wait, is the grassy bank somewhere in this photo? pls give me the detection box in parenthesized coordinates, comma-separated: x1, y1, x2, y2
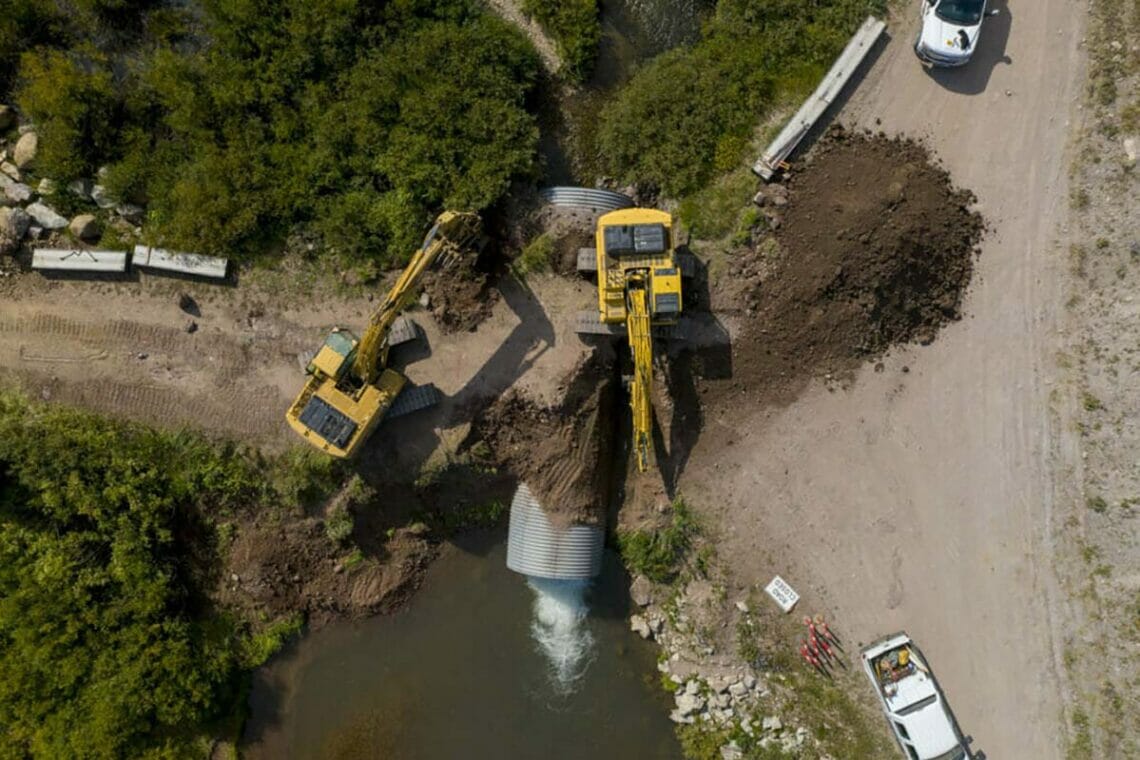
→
(521, 0, 600, 81)
(594, 0, 883, 199)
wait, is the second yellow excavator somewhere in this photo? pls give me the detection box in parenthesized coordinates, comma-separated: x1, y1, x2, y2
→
(577, 208, 683, 472)
(286, 211, 482, 458)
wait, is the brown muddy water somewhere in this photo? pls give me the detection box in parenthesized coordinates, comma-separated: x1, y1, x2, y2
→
(241, 533, 682, 759)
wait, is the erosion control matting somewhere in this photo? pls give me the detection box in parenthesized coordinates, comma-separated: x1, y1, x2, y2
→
(722, 125, 983, 401)
(467, 353, 616, 526)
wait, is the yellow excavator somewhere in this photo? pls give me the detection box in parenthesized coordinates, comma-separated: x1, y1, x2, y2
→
(577, 208, 683, 472)
(286, 211, 482, 458)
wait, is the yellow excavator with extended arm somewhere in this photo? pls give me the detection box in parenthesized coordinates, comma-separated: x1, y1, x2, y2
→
(577, 208, 683, 472)
(286, 211, 482, 457)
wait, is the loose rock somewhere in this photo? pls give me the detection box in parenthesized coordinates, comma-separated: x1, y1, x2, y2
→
(630, 575, 653, 606)
(1, 175, 32, 204)
(762, 715, 783, 732)
(37, 178, 57, 196)
(69, 213, 100, 241)
(25, 202, 68, 230)
(12, 132, 37, 169)
(0, 104, 15, 131)
(0, 207, 31, 254)
(91, 184, 116, 209)
(630, 614, 652, 639)
(0, 161, 20, 181)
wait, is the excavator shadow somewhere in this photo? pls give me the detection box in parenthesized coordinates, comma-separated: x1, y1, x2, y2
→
(654, 250, 732, 496)
(350, 273, 556, 511)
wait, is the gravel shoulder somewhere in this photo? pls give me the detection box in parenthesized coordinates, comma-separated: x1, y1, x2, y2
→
(672, 3, 1086, 758)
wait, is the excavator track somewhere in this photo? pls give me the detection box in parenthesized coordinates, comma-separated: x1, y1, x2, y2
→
(386, 383, 441, 419)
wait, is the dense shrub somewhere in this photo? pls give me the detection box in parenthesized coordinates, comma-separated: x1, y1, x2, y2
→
(0, 393, 265, 758)
(521, 0, 600, 81)
(14, 49, 118, 179)
(597, 0, 884, 196)
(8, 0, 540, 264)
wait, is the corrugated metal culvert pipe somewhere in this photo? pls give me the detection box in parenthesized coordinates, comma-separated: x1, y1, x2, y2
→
(506, 483, 604, 580)
(507, 483, 605, 692)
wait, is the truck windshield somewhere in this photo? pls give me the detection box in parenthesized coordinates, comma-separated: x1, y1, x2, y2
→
(936, 0, 984, 25)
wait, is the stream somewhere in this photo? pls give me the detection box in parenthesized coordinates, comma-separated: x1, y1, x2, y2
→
(241, 534, 683, 759)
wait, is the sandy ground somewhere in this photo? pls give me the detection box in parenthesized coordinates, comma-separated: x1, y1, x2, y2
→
(0, 270, 593, 473)
(675, 3, 1085, 758)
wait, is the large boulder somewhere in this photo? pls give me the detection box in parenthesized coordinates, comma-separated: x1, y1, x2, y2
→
(69, 213, 100, 241)
(12, 131, 37, 169)
(0, 105, 14, 131)
(25, 202, 68, 230)
(0, 207, 31, 254)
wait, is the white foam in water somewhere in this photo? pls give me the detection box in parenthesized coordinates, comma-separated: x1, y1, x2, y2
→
(526, 576, 595, 693)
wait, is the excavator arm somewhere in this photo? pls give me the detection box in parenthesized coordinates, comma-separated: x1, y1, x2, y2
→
(625, 279, 655, 472)
(353, 211, 481, 383)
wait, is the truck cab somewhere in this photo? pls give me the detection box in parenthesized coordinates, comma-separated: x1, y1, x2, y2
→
(861, 633, 972, 760)
(914, 0, 999, 67)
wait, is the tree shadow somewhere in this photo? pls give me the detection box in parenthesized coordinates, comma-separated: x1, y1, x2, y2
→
(924, 1, 1013, 95)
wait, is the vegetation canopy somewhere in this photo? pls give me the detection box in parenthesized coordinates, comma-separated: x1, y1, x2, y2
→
(7, 0, 541, 264)
(0, 392, 267, 758)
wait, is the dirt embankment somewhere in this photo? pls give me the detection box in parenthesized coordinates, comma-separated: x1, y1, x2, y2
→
(218, 516, 435, 628)
(712, 126, 983, 404)
(467, 351, 617, 526)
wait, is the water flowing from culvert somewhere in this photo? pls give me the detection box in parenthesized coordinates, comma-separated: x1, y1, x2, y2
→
(526, 576, 595, 692)
(241, 537, 683, 760)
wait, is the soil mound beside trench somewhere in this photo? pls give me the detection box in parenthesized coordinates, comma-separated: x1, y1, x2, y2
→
(723, 125, 983, 400)
(421, 261, 499, 334)
(468, 354, 616, 526)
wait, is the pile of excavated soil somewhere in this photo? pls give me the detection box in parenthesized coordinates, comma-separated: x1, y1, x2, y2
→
(719, 126, 983, 401)
(468, 353, 616, 526)
(421, 260, 499, 334)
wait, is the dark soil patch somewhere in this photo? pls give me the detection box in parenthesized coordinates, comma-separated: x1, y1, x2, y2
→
(712, 125, 983, 403)
(421, 261, 499, 334)
(467, 352, 617, 526)
(219, 515, 435, 629)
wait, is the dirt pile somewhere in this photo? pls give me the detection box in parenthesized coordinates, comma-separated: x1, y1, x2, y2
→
(421, 249, 500, 333)
(723, 126, 983, 399)
(468, 353, 616, 525)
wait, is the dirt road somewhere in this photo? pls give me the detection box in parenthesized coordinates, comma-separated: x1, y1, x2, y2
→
(680, 3, 1085, 758)
(0, 270, 592, 471)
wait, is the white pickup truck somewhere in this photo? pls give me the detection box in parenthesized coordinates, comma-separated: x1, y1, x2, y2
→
(861, 633, 973, 760)
(914, 0, 1000, 67)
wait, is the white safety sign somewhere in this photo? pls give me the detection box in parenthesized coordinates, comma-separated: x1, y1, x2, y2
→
(764, 575, 800, 613)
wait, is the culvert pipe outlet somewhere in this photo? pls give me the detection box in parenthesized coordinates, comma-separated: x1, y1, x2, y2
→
(506, 484, 603, 580)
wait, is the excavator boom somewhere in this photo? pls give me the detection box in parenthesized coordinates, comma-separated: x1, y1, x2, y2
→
(354, 211, 481, 382)
(625, 282, 655, 472)
(286, 210, 481, 458)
